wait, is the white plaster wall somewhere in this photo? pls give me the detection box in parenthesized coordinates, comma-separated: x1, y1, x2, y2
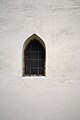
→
(0, 0, 80, 120)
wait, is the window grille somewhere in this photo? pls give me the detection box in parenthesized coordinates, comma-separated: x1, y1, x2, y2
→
(24, 39, 45, 76)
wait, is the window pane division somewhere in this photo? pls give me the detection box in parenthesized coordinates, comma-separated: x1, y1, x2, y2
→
(24, 39, 45, 76)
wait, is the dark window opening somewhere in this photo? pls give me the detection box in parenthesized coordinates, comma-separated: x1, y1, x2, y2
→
(24, 39, 45, 76)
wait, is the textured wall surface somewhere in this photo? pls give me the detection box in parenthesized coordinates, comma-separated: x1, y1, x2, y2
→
(0, 0, 80, 120)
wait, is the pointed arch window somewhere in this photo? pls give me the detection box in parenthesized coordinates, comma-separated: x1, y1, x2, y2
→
(23, 34, 46, 76)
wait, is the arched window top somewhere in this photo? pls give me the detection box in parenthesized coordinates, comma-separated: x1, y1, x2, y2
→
(23, 34, 46, 51)
(23, 34, 46, 76)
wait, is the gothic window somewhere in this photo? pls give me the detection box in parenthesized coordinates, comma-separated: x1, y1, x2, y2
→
(23, 35, 46, 76)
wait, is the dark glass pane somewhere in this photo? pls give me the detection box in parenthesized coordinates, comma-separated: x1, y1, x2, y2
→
(26, 67, 31, 74)
(30, 51, 38, 59)
(26, 51, 30, 59)
(39, 44, 44, 51)
(31, 68, 37, 74)
(26, 60, 30, 67)
(39, 69, 44, 75)
(39, 52, 45, 59)
(39, 60, 44, 67)
(30, 40, 39, 51)
(31, 60, 38, 67)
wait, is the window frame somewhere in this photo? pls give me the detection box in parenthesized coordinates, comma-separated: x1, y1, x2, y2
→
(22, 34, 46, 77)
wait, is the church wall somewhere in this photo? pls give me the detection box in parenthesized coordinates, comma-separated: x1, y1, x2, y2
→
(0, 0, 80, 120)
